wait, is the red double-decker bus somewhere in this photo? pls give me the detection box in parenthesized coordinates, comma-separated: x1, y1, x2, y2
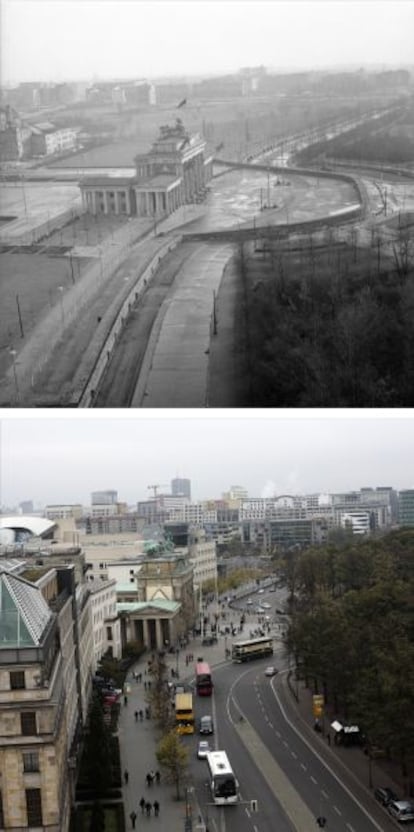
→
(196, 661, 213, 696)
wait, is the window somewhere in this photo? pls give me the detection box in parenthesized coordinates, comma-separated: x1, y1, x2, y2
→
(23, 751, 40, 773)
(26, 789, 43, 826)
(0, 790, 4, 828)
(10, 670, 25, 690)
(106, 626, 113, 641)
(21, 712, 37, 736)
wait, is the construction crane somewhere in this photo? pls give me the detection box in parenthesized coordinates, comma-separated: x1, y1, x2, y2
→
(147, 484, 168, 498)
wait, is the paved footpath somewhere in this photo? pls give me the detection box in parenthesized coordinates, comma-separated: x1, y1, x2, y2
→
(118, 629, 404, 831)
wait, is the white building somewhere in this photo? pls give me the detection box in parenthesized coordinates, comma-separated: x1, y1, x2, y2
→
(89, 579, 121, 666)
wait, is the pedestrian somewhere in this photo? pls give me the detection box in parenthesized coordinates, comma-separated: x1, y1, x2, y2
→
(144, 680, 147, 690)
(139, 797, 146, 814)
(134, 710, 138, 722)
(130, 810, 137, 828)
(124, 694, 128, 706)
(145, 801, 152, 816)
(155, 770, 160, 784)
(124, 769, 129, 785)
(327, 732, 331, 746)
(153, 799, 160, 816)
(139, 709, 144, 721)
(146, 772, 152, 788)
(149, 769, 155, 784)
(316, 817, 327, 828)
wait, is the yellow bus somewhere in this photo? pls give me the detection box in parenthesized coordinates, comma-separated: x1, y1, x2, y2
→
(175, 692, 194, 734)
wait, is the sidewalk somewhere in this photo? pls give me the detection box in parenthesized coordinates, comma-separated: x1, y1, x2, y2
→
(118, 623, 406, 832)
(118, 638, 218, 832)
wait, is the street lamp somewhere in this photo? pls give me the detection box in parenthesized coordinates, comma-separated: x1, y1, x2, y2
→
(57, 286, 65, 326)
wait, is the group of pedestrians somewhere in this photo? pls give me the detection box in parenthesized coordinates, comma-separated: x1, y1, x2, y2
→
(145, 769, 160, 787)
(129, 798, 160, 826)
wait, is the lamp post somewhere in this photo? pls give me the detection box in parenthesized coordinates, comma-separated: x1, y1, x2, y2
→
(57, 286, 65, 326)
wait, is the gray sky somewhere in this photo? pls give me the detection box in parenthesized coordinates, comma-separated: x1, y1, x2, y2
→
(0, 413, 412, 508)
(2, 0, 414, 84)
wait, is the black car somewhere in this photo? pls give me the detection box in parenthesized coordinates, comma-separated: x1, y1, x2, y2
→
(202, 636, 217, 646)
(374, 787, 399, 807)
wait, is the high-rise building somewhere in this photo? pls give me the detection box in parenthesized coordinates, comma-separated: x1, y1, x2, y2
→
(91, 490, 118, 505)
(398, 489, 414, 527)
(171, 478, 191, 499)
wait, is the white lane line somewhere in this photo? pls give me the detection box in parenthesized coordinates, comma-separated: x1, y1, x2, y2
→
(333, 805, 342, 816)
(274, 681, 386, 832)
(283, 740, 289, 747)
(347, 825, 357, 832)
(276, 730, 281, 738)
(321, 790, 329, 799)
(310, 775, 318, 785)
(301, 763, 307, 771)
(291, 751, 297, 759)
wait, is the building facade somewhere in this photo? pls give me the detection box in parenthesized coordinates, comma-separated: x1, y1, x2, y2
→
(0, 571, 71, 831)
(80, 119, 212, 218)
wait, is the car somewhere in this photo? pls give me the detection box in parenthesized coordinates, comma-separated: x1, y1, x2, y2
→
(197, 740, 210, 759)
(199, 715, 214, 735)
(265, 666, 278, 677)
(262, 602, 271, 609)
(202, 636, 217, 646)
(387, 800, 414, 822)
(255, 606, 265, 614)
(247, 599, 253, 605)
(258, 589, 265, 594)
(374, 787, 399, 807)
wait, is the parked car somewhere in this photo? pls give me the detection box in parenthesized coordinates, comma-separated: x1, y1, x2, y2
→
(387, 800, 414, 822)
(199, 715, 214, 735)
(197, 740, 210, 759)
(262, 602, 271, 609)
(374, 787, 399, 807)
(202, 636, 217, 646)
(265, 666, 278, 677)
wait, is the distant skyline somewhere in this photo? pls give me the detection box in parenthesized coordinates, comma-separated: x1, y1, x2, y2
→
(2, 0, 414, 85)
(0, 413, 413, 508)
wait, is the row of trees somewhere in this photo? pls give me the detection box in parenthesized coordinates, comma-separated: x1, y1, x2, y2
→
(279, 530, 414, 789)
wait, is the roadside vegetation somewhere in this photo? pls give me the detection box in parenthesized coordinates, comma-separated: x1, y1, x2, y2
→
(278, 529, 414, 791)
(236, 231, 414, 406)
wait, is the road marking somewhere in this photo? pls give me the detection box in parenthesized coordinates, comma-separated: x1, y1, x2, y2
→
(334, 805, 342, 815)
(301, 763, 307, 771)
(275, 730, 281, 738)
(346, 825, 357, 832)
(310, 775, 318, 785)
(321, 790, 329, 799)
(274, 679, 386, 832)
(291, 751, 297, 759)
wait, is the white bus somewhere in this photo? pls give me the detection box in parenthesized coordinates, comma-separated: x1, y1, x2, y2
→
(206, 750, 238, 805)
(232, 635, 273, 663)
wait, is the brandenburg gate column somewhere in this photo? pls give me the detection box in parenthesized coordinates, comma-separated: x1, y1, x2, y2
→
(142, 619, 150, 649)
(155, 619, 163, 650)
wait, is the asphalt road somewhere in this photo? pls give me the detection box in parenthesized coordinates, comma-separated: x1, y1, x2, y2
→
(182, 584, 400, 832)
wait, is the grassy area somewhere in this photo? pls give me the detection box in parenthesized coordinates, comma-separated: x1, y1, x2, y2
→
(0, 252, 89, 375)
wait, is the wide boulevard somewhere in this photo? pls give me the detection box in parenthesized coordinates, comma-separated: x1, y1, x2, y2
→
(184, 588, 398, 832)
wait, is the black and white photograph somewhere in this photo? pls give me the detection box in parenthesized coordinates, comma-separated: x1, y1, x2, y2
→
(0, 0, 413, 406)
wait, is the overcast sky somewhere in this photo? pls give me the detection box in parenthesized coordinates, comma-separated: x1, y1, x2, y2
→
(0, 412, 413, 509)
(2, 0, 414, 84)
